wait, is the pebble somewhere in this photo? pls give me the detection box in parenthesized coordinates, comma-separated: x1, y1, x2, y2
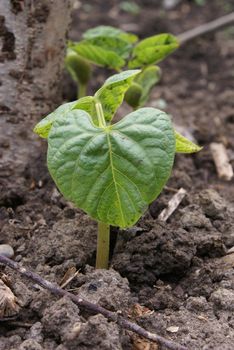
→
(15, 255, 22, 262)
(163, 0, 182, 10)
(166, 326, 179, 333)
(0, 244, 14, 258)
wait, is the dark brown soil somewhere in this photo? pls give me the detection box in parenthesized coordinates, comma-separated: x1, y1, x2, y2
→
(1, 1, 234, 349)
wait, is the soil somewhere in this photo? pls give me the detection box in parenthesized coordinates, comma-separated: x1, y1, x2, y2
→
(1, 0, 234, 349)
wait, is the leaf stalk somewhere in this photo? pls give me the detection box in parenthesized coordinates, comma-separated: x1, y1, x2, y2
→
(78, 83, 87, 99)
(95, 101, 106, 128)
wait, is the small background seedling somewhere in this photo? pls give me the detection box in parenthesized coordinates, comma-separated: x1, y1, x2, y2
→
(65, 25, 178, 109)
(34, 69, 201, 269)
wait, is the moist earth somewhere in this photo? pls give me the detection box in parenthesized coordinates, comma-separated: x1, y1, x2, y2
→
(1, 1, 234, 349)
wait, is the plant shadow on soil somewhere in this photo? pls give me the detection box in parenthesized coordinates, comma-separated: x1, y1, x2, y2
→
(0, 1, 234, 349)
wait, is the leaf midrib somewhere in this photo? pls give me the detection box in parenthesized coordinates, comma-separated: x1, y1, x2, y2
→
(106, 132, 125, 226)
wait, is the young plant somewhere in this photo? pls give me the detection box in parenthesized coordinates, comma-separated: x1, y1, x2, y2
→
(65, 25, 178, 106)
(34, 70, 201, 269)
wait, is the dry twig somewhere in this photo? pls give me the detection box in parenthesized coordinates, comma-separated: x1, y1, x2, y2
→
(60, 267, 80, 289)
(210, 143, 233, 181)
(178, 12, 234, 44)
(0, 255, 187, 350)
(158, 188, 187, 222)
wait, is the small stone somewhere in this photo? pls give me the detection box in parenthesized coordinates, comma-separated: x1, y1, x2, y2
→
(166, 326, 179, 333)
(16, 243, 26, 253)
(15, 255, 22, 262)
(163, 0, 182, 10)
(0, 244, 14, 258)
(29, 322, 43, 343)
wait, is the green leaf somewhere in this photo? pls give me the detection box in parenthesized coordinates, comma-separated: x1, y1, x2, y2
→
(83, 26, 124, 39)
(70, 42, 125, 69)
(135, 65, 161, 106)
(82, 36, 132, 59)
(34, 71, 141, 138)
(124, 66, 161, 109)
(47, 108, 175, 227)
(124, 82, 143, 109)
(175, 131, 202, 153)
(120, 1, 140, 15)
(83, 25, 138, 43)
(120, 32, 138, 44)
(65, 49, 91, 84)
(33, 97, 95, 138)
(128, 33, 179, 68)
(65, 49, 91, 85)
(95, 70, 141, 122)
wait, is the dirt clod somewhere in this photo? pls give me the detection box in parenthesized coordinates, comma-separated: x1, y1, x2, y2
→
(113, 222, 195, 286)
(210, 288, 234, 311)
(41, 297, 80, 341)
(64, 314, 122, 350)
(77, 268, 131, 311)
(19, 339, 43, 350)
(198, 189, 228, 219)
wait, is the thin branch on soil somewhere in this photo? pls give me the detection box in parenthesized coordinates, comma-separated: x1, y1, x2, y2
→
(0, 255, 187, 350)
(178, 12, 234, 44)
(158, 188, 187, 222)
(210, 143, 233, 181)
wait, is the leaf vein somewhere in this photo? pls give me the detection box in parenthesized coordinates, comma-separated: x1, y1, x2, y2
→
(106, 133, 125, 226)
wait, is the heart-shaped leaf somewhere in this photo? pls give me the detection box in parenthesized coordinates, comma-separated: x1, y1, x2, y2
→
(95, 69, 140, 122)
(128, 33, 179, 68)
(175, 131, 202, 153)
(33, 97, 95, 138)
(69, 42, 125, 70)
(47, 108, 175, 228)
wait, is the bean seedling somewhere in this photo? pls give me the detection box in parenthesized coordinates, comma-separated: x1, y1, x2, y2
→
(34, 70, 201, 269)
(65, 26, 178, 108)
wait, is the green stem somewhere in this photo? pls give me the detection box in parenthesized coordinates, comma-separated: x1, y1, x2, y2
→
(96, 222, 110, 269)
(95, 100, 109, 269)
(77, 83, 87, 99)
(95, 100, 106, 128)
